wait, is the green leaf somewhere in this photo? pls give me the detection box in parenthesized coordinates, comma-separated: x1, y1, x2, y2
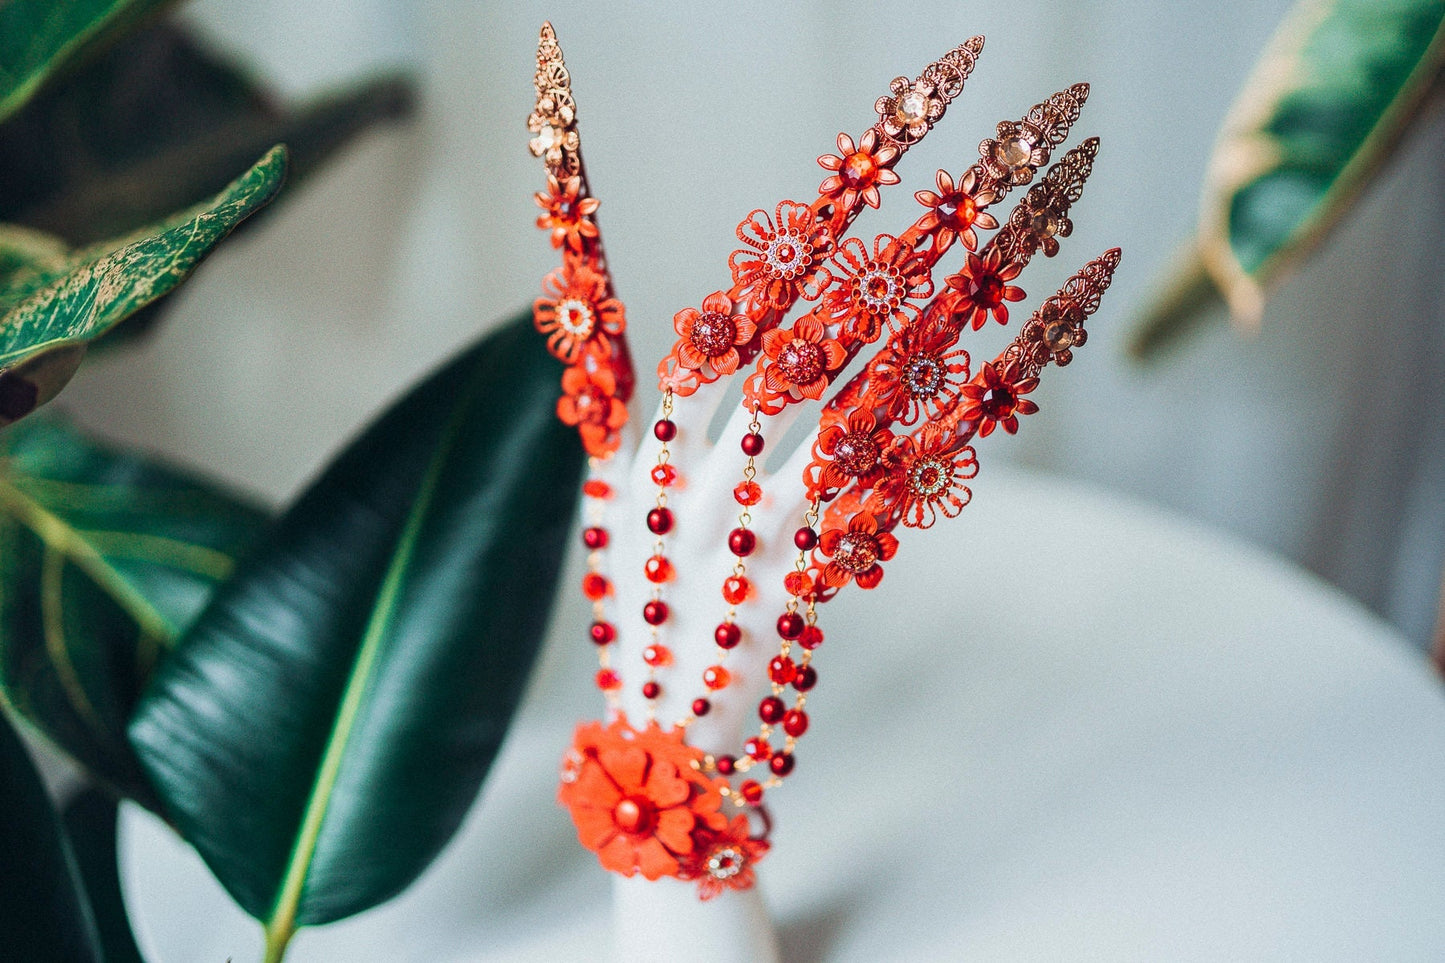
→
(0, 0, 176, 123)
(0, 709, 104, 963)
(0, 413, 268, 807)
(128, 314, 585, 948)
(63, 789, 147, 963)
(0, 144, 287, 425)
(0, 20, 415, 246)
(1128, 0, 1445, 358)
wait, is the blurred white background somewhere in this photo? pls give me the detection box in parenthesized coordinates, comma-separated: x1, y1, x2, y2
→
(57, 0, 1445, 652)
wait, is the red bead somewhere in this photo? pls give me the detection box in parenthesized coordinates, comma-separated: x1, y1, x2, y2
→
(644, 555, 675, 583)
(734, 481, 762, 506)
(582, 573, 611, 600)
(794, 527, 819, 550)
(653, 419, 677, 441)
(740, 780, 764, 805)
(768, 656, 797, 685)
(798, 625, 824, 650)
(744, 737, 772, 761)
(702, 665, 730, 690)
(714, 622, 742, 649)
(715, 754, 736, 775)
(769, 752, 795, 776)
(741, 432, 765, 456)
(692, 698, 711, 717)
(646, 507, 674, 534)
(582, 526, 609, 549)
(642, 680, 661, 700)
(722, 575, 751, 605)
(783, 709, 809, 737)
(728, 528, 757, 557)
(612, 797, 654, 834)
(642, 600, 669, 625)
(595, 668, 621, 691)
(776, 612, 804, 639)
(582, 479, 613, 499)
(642, 644, 672, 667)
(783, 571, 813, 597)
(758, 696, 785, 724)
(793, 665, 818, 692)
(651, 464, 677, 487)
(589, 621, 616, 645)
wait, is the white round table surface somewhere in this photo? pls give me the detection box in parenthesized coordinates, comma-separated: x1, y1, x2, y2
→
(120, 465, 1445, 961)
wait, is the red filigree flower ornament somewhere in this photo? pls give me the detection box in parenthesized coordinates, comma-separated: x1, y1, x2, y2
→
(956, 361, 1039, 437)
(805, 406, 895, 500)
(979, 119, 1051, 187)
(876, 76, 945, 143)
(864, 310, 971, 425)
(944, 248, 1025, 329)
(826, 234, 934, 343)
(867, 424, 977, 528)
(753, 316, 847, 405)
(557, 364, 629, 458)
(913, 168, 999, 254)
(817, 511, 898, 589)
(729, 201, 833, 311)
(534, 260, 626, 364)
(685, 815, 770, 900)
(817, 130, 901, 211)
(535, 173, 601, 251)
(673, 291, 757, 380)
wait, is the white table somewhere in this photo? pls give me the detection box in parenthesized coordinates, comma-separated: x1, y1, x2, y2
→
(122, 466, 1445, 961)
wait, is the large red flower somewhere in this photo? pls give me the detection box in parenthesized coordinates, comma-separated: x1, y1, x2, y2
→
(944, 248, 1026, 329)
(817, 129, 901, 211)
(912, 168, 999, 254)
(865, 310, 970, 426)
(804, 406, 893, 501)
(956, 361, 1039, 437)
(817, 511, 898, 590)
(750, 316, 847, 408)
(825, 234, 933, 343)
(684, 815, 770, 900)
(867, 424, 977, 529)
(557, 364, 629, 458)
(672, 291, 757, 381)
(728, 201, 833, 311)
(534, 260, 626, 364)
(559, 718, 728, 881)
(534, 173, 600, 252)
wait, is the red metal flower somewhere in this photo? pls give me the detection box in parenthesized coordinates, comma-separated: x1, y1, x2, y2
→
(672, 291, 757, 381)
(557, 363, 628, 458)
(913, 168, 999, 254)
(944, 248, 1026, 329)
(1020, 298, 1088, 369)
(804, 406, 894, 500)
(534, 260, 626, 364)
(817, 130, 901, 212)
(684, 815, 770, 900)
(534, 173, 601, 252)
(864, 310, 970, 426)
(867, 424, 977, 528)
(956, 361, 1039, 437)
(752, 316, 847, 406)
(728, 201, 833, 311)
(979, 119, 1051, 187)
(825, 234, 933, 343)
(817, 512, 898, 589)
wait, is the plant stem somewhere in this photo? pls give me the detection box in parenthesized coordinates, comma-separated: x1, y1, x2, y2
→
(261, 921, 295, 963)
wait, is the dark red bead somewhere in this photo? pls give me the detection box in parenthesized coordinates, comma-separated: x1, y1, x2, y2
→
(740, 780, 764, 804)
(728, 527, 757, 557)
(582, 526, 609, 549)
(654, 419, 677, 441)
(758, 696, 785, 724)
(642, 681, 661, 700)
(768, 656, 797, 685)
(646, 507, 674, 534)
(793, 665, 818, 691)
(741, 432, 765, 456)
(642, 600, 669, 625)
(714, 622, 742, 649)
(783, 709, 809, 737)
(798, 625, 824, 650)
(776, 612, 804, 639)
(769, 752, 795, 776)
(744, 737, 771, 761)
(794, 527, 819, 550)
(715, 754, 736, 775)
(589, 621, 616, 645)
(692, 698, 711, 717)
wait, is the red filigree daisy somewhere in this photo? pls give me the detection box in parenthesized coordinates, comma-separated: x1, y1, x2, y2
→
(728, 201, 833, 311)
(867, 424, 977, 528)
(559, 718, 728, 882)
(865, 310, 970, 425)
(944, 248, 1026, 329)
(817, 512, 898, 589)
(804, 407, 894, 500)
(913, 168, 999, 254)
(956, 361, 1039, 437)
(557, 364, 628, 458)
(825, 234, 933, 343)
(1020, 298, 1088, 369)
(534, 260, 626, 364)
(534, 174, 600, 252)
(753, 316, 846, 406)
(684, 816, 770, 900)
(817, 130, 901, 211)
(672, 291, 757, 381)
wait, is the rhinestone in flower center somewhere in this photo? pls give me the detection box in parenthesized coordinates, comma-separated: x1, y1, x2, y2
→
(841, 150, 880, 189)
(856, 266, 904, 314)
(777, 340, 824, 386)
(896, 89, 931, 126)
(832, 532, 880, 573)
(833, 432, 881, 476)
(765, 233, 811, 278)
(1042, 319, 1076, 352)
(556, 298, 596, 338)
(995, 136, 1035, 170)
(965, 272, 1005, 308)
(690, 312, 738, 357)
(903, 355, 944, 397)
(908, 456, 951, 497)
(979, 385, 1017, 420)
(707, 847, 745, 880)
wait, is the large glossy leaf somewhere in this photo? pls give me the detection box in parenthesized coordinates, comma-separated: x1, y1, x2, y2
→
(0, 144, 287, 425)
(63, 789, 146, 963)
(0, 413, 268, 807)
(0, 20, 414, 246)
(0, 710, 103, 963)
(1128, 0, 1445, 358)
(0, 0, 174, 122)
(128, 315, 584, 951)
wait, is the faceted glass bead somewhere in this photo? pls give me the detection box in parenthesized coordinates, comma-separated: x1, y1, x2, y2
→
(582, 479, 613, 499)
(744, 737, 772, 761)
(740, 780, 765, 805)
(768, 656, 798, 685)
(582, 573, 611, 600)
(722, 575, 752, 605)
(703, 665, 731, 690)
(642, 644, 673, 667)
(651, 464, 677, 487)
(644, 555, 675, 583)
(784, 571, 814, 598)
(783, 709, 809, 737)
(595, 668, 622, 691)
(777, 612, 804, 639)
(799, 625, 824, 650)
(734, 480, 762, 506)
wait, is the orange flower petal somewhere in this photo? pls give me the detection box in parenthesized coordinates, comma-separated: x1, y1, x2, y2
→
(598, 746, 649, 793)
(636, 836, 681, 881)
